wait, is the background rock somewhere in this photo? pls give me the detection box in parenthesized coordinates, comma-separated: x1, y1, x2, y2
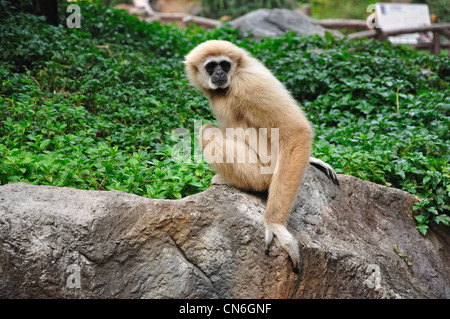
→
(0, 166, 448, 298)
(230, 9, 343, 39)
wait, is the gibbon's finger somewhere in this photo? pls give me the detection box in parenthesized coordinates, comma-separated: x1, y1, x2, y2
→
(265, 223, 300, 274)
(264, 227, 274, 256)
(309, 157, 340, 186)
(324, 165, 339, 186)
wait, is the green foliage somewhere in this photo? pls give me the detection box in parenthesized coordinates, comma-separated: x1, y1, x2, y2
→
(303, 0, 375, 20)
(414, 0, 450, 22)
(0, 1, 448, 235)
(200, 0, 298, 19)
(427, 0, 450, 22)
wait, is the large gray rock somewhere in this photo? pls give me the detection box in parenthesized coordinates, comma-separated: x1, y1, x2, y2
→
(230, 9, 343, 39)
(0, 166, 448, 298)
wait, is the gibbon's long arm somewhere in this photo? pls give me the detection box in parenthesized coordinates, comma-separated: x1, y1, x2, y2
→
(263, 130, 313, 273)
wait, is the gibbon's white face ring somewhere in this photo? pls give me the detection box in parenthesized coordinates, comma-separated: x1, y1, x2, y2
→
(204, 55, 232, 90)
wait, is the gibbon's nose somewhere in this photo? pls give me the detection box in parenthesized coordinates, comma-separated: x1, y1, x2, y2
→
(215, 70, 224, 77)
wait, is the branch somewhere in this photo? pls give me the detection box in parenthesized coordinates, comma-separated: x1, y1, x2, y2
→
(347, 30, 377, 39)
(380, 23, 450, 37)
(116, 3, 221, 29)
(348, 23, 450, 40)
(142, 12, 221, 28)
(313, 19, 367, 29)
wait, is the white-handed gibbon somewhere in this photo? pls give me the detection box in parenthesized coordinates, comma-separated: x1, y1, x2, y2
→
(184, 40, 339, 273)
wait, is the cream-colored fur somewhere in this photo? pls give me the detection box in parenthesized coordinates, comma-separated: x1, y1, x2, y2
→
(185, 40, 316, 272)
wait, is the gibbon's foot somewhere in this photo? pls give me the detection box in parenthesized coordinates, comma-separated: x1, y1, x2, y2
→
(264, 222, 300, 274)
(211, 174, 230, 186)
(309, 157, 340, 186)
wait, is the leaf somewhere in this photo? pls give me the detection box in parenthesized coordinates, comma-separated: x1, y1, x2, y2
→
(434, 214, 450, 226)
(189, 182, 203, 188)
(416, 224, 429, 236)
(415, 215, 426, 224)
(428, 206, 439, 216)
(173, 192, 182, 199)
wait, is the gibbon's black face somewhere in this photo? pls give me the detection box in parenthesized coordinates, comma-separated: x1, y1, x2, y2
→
(205, 60, 231, 86)
(203, 57, 232, 89)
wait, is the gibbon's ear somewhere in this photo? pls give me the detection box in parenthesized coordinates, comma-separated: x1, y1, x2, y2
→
(182, 59, 192, 67)
(183, 59, 197, 72)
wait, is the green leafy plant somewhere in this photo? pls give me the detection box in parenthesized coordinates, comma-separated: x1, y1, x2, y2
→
(200, 0, 298, 19)
(0, 1, 448, 235)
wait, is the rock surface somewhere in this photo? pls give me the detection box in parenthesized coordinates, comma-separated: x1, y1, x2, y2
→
(0, 166, 448, 298)
(230, 9, 343, 39)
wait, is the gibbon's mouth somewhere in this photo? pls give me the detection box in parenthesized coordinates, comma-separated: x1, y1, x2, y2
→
(209, 78, 229, 89)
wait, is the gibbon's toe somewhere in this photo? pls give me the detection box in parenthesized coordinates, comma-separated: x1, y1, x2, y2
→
(264, 223, 300, 273)
(211, 174, 230, 186)
(332, 175, 340, 186)
(309, 157, 340, 186)
(326, 168, 340, 186)
(264, 226, 274, 254)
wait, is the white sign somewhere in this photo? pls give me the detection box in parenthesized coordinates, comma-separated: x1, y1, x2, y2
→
(375, 3, 432, 44)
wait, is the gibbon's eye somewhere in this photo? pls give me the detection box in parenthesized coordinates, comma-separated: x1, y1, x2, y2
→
(219, 61, 231, 72)
(205, 61, 217, 74)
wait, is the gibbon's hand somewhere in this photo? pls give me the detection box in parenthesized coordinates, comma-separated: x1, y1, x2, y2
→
(265, 223, 300, 274)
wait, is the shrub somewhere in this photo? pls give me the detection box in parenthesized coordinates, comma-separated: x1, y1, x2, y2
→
(0, 1, 448, 235)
